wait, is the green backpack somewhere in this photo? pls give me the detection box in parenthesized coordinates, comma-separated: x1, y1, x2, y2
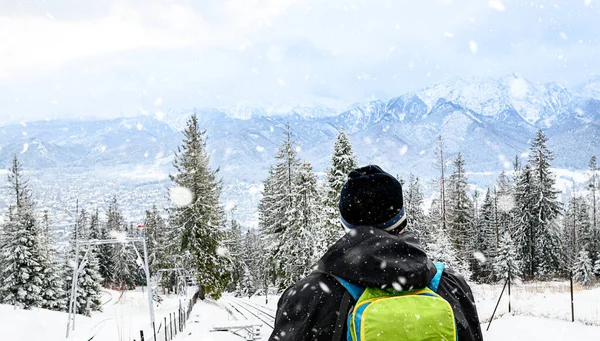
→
(332, 262, 457, 341)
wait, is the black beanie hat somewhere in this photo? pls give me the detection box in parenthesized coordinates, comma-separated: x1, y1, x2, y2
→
(339, 165, 406, 232)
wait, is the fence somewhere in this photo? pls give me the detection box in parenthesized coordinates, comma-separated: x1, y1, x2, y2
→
(134, 291, 201, 341)
(479, 273, 600, 329)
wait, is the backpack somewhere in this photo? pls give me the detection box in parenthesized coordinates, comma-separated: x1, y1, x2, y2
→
(331, 262, 457, 341)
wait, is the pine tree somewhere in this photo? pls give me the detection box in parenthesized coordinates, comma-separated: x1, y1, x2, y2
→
(242, 228, 265, 296)
(473, 189, 495, 281)
(223, 209, 244, 294)
(573, 250, 594, 286)
(169, 114, 228, 299)
(404, 175, 428, 243)
(323, 129, 358, 245)
(447, 153, 473, 265)
(144, 206, 170, 274)
(106, 198, 136, 288)
(494, 231, 522, 282)
(39, 212, 67, 312)
(64, 208, 103, 315)
(588, 156, 598, 262)
(434, 136, 449, 232)
(594, 255, 600, 278)
(528, 130, 561, 278)
(0, 157, 49, 309)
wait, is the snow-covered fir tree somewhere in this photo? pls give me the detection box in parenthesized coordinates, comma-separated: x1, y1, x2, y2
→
(107, 197, 137, 288)
(573, 250, 594, 286)
(588, 156, 599, 262)
(144, 206, 170, 275)
(169, 114, 228, 299)
(242, 228, 265, 296)
(493, 231, 522, 282)
(528, 130, 562, 278)
(323, 129, 358, 245)
(447, 153, 473, 265)
(64, 208, 103, 315)
(404, 174, 428, 244)
(473, 189, 495, 281)
(0, 157, 59, 309)
(223, 209, 244, 294)
(39, 213, 67, 312)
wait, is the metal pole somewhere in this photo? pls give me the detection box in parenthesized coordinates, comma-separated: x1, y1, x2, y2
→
(570, 270, 575, 322)
(65, 246, 79, 338)
(508, 267, 511, 313)
(486, 276, 509, 331)
(164, 317, 167, 341)
(72, 241, 80, 331)
(141, 237, 156, 330)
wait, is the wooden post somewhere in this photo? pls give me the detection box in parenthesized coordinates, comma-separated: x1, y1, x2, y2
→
(164, 317, 168, 341)
(140, 330, 145, 341)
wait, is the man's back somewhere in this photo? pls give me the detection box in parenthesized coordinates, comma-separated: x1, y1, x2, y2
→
(269, 227, 483, 341)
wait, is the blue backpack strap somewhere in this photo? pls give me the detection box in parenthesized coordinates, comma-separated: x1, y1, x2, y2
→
(334, 276, 365, 301)
(428, 262, 445, 292)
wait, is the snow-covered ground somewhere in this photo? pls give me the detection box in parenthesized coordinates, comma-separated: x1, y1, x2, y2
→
(2, 287, 195, 341)
(2, 283, 599, 341)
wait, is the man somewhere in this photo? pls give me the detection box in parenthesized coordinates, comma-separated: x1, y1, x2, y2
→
(269, 165, 483, 341)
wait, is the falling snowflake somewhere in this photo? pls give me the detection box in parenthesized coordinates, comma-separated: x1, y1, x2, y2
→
(399, 145, 408, 156)
(469, 41, 478, 54)
(318, 281, 331, 293)
(169, 187, 193, 207)
(256, 146, 265, 152)
(560, 32, 568, 40)
(155, 111, 165, 121)
(216, 246, 229, 257)
(444, 32, 454, 38)
(137, 123, 143, 131)
(509, 78, 528, 100)
(473, 251, 487, 264)
(154, 97, 163, 106)
(488, 0, 506, 12)
(21, 143, 29, 154)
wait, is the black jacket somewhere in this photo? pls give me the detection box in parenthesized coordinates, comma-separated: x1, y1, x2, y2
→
(269, 227, 483, 341)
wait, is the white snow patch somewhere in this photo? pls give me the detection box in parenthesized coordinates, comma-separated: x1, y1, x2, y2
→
(169, 187, 193, 207)
(154, 97, 163, 106)
(22, 131, 27, 136)
(21, 143, 29, 154)
(100, 145, 106, 153)
(256, 146, 265, 152)
(419, 150, 426, 155)
(469, 41, 478, 54)
(144, 151, 149, 158)
(20, 121, 27, 127)
(488, 0, 506, 12)
(155, 111, 165, 121)
(136, 123, 143, 131)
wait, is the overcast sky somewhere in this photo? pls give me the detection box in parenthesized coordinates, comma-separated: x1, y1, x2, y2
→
(1, 0, 599, 124)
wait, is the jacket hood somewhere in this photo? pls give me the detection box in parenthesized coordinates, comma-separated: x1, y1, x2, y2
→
(317, 226, 436, 290)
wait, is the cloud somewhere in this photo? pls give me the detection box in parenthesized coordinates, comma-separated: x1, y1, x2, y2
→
(0, 0, 300, 79)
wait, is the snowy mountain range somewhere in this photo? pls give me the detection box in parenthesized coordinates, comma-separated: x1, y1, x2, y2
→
(1, 75, 599, 227)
